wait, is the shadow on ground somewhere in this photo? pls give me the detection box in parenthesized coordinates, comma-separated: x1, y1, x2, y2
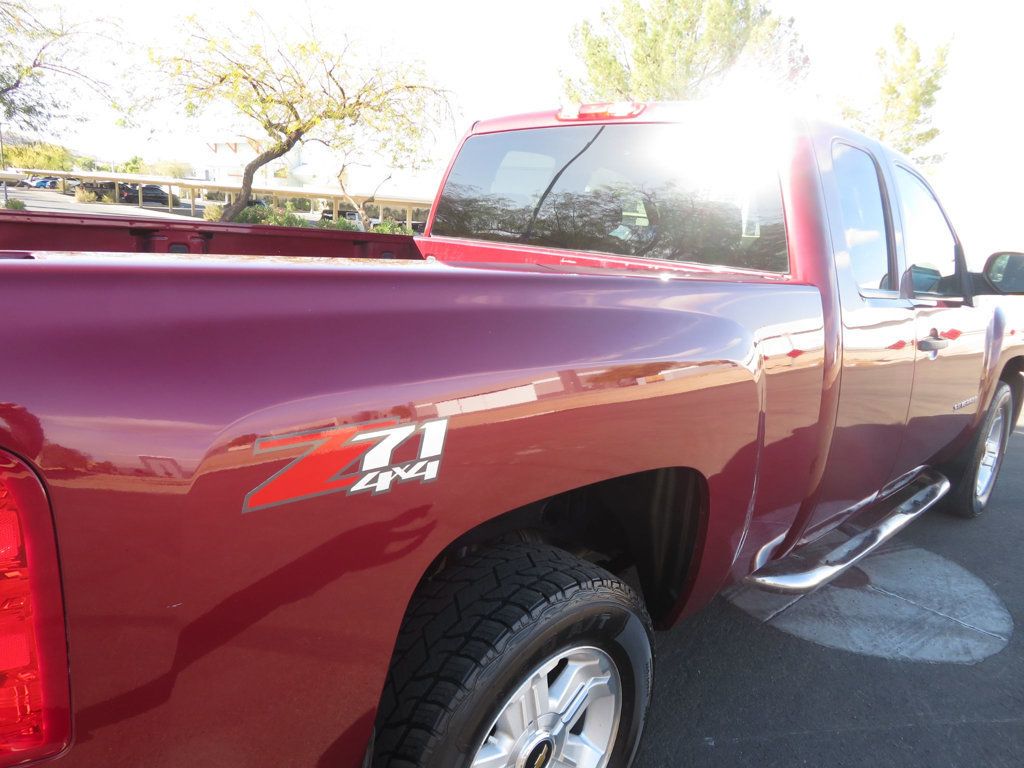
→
(635, 427, 1024, 768)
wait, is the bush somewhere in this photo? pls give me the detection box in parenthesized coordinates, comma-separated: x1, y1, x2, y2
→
(316, 216, 359, 231)
(370, 220, 414, 236)
(74, 188, 97, 203)
(233, 203, 307, 228)
(203, 203, 223, 221)
(4, 198, 26, 210)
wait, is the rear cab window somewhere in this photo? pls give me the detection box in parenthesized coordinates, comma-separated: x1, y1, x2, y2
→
(830, 142, 895, 293)
(431, 122, 789, 273)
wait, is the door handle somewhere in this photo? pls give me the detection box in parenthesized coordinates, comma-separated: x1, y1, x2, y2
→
(917, 336, 949, 352)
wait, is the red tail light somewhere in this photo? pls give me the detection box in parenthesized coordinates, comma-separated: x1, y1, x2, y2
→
(0, 452, 69, 765)
(557, 101, 645, 120)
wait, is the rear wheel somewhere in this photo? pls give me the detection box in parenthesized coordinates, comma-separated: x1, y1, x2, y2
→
(947, 381, 1014, 518)
(373, 543, 653, 768)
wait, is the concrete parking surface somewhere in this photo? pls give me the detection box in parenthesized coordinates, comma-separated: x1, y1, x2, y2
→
(636, 423, 1024, 768)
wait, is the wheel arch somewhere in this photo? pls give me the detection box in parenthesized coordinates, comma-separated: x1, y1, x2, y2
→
(998, 356, 1024, 425)
(412, 466, 709, 630)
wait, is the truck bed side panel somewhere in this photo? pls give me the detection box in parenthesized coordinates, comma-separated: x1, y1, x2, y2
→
(1, 256, 822, 767)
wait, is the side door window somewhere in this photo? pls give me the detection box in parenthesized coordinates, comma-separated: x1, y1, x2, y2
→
(831, 143, 895, 293)
(893, 167, 960, 297)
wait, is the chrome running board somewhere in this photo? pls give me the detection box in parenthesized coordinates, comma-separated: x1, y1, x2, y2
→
(745, 469, 951, 594)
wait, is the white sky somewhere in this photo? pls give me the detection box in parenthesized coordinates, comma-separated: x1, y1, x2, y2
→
(43, 0, 1024, 263)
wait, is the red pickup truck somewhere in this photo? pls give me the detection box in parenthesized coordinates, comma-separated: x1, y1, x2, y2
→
(2, 101, 1023, 768)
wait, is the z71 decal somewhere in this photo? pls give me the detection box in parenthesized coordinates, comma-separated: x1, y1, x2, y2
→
(243, 418, 448, 513)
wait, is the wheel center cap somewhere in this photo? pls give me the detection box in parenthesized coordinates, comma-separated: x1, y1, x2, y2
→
(521, 737, 554, 768)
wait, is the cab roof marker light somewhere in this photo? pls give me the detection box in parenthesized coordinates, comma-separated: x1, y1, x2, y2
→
(556, 102, 646, 121)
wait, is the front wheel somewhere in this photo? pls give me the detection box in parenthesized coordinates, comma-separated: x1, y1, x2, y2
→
(373, 543, 654, 768)
(947, 380, 1014, 518)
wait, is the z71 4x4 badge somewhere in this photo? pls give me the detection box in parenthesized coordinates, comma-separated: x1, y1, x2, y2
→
(242, 418, 448, 513)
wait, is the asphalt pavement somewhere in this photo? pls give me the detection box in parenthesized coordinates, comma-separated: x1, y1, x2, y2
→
(635, 423, 1024, 768)
(3, 184, 202, 220)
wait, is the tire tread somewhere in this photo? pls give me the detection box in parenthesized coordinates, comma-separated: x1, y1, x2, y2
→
(373, 543, 648, 767)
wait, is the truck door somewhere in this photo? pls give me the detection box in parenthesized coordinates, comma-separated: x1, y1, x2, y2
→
(888, 165, 989, 473)
(808, 139, 917, 540)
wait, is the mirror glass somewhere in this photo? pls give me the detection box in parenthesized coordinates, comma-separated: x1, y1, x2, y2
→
(985, 252, 1024, 294)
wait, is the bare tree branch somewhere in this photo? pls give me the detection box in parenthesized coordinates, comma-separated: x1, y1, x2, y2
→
(153, 11, 452, 223)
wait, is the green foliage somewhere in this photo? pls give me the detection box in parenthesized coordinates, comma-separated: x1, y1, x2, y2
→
(0, 3, 106, 131)
(74, 187, 96, 203)
(843, 24, 948, 163)
(316, 216, 359, 231)
(153, 11, 450, 221)
(233, 204, 307, 228)
(143, 160, 191, 178)
(5, 141, 77, 170)
(117, 155, 143, 174)
(285, 197, 312, 212)
(565, 0, 808, 101)
(202, 203, 223, 221)
(4, 198, 26, 210)
(370, 220, 413, 236)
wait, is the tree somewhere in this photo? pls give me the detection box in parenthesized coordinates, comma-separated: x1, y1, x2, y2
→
(0, 2, 106, 133)
(565, 0, 808, 102)
(333, 141, 418, 231)
(156, 13, 449, 222)
(143, 160, 192, 178)
(117, 155, 143, 174)
(843, 24, 948, 163)
(5, 139, 81, 170)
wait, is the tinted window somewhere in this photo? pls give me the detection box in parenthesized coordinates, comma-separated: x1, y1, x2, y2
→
(831, 144, 891, 291)
(894, 167, 959, 296)
(432, 123, 788, 272)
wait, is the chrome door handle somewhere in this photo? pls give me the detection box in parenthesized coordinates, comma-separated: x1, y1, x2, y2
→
(918, 336, 949, 352)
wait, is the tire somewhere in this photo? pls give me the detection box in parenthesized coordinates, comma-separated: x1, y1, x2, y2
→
(373, 543, 654, 768)
(946, 380, 1014, 518)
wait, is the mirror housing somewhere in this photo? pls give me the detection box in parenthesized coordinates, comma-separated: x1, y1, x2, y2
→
(984, 252, 1024, 294)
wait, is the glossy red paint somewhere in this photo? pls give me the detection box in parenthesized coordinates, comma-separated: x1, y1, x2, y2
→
(1, 105, 1022, 768)
(1, 253, 823, 766)
(0, 210, 419, 259)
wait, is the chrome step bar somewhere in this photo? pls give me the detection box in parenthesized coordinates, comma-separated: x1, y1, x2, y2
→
(745, 469, 951, 594)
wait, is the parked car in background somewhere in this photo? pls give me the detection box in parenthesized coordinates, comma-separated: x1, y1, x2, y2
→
(0, 101, 1023, 768)
(16, 175, 53, 188)
(80, 181, 117, 199)
(319, 207, 360, 222)
(117, 184, 178, 205)
(30, 177, 58, 189)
